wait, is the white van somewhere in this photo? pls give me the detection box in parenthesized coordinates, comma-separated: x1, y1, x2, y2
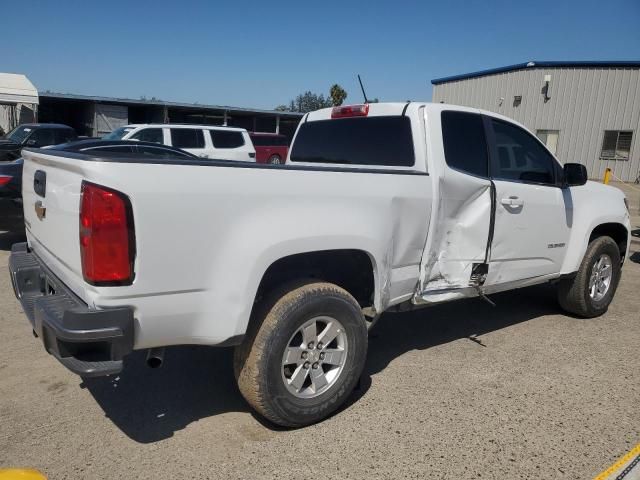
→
(104, 124, 256, 162)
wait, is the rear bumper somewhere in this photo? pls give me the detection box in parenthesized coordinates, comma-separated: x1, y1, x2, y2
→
(9, 242, 134, 377)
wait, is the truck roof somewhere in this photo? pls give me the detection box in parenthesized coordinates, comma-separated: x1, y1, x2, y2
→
(305, 101, 531, 134)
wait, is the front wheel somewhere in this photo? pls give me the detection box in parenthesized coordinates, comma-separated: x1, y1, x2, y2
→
(267, 154, 282, 165)
(557, 236, 622, 318)
(234, 281, 368, 427)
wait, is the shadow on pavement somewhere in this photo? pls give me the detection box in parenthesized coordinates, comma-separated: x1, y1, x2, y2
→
(83, 283, 562, 443)
(0, 199, 26, 250)
(81, 346, 246, 443)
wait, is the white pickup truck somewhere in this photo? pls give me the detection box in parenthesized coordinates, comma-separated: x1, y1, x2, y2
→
(9, 102, 631, 427)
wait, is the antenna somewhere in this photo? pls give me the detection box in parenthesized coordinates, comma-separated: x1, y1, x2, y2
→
(357, 74, 370, 104)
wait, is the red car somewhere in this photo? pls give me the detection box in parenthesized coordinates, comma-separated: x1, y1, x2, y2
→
(249, 133, 289, 164)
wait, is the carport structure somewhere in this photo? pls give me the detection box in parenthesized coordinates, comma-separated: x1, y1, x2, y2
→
(37, 92, 304, 140)
(0, 73, 39, 134)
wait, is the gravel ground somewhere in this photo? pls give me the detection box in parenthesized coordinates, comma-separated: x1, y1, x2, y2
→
(0, 186, 638, 480)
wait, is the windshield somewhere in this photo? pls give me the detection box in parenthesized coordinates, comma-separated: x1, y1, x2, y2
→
(103, 126, 136, 140)
(4, 125, 33, 144)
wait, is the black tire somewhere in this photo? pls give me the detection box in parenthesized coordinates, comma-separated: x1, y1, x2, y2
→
(234, 281, 368, 427)
(557, 236, 622, 318)
(267, 154, 282, 165)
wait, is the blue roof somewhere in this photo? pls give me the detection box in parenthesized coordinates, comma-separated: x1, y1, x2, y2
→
(431, 61, 640, 85)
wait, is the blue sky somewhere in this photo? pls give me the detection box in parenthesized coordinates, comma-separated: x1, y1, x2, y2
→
(3, 0, 639, 110)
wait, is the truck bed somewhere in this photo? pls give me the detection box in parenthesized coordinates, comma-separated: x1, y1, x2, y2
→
(21, 148, 433, 349)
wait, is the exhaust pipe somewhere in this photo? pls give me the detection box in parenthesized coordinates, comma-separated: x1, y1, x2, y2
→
(146, 347, 165, 369)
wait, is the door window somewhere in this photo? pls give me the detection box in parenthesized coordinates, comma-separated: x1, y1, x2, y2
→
(535, 130, 559, 156)
(170, 129, 205, 149)
(441, 111, 488, 178)
(491, 119, 557, 185)
(131, 128, 164, 144)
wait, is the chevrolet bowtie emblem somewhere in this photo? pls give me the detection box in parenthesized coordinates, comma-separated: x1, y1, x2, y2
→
(35, 201, 46, 220)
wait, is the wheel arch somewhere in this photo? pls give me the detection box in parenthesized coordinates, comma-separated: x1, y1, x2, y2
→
(589, 222, 629, 261)
(253, 249, 378, 311)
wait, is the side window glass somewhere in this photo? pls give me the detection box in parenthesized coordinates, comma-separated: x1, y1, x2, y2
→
(491, 119, 556, 185)
(54, 129, 74, 144)
(170, 129, 205, 149)
(131, 128, 164, 144)
(210, 130, 245, 148)
(29, 129, 55, 147)
(441, 111, 488, 178)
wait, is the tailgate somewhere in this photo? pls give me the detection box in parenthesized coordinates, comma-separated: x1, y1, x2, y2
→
(21, 149, 91, 301)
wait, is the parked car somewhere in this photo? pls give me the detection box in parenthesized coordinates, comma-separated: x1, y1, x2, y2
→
(9, 102, 631, 428)
(249, 132, 289, 164)
(0, 124, 77, 162)
(0, 140, 196, 199)
(0, 158, 23, 199)
(104, 124, 256, 162)
(50, 139, 199, 159)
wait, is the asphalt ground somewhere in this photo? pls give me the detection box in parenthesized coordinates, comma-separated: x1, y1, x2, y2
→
(0, 184, 638, 480)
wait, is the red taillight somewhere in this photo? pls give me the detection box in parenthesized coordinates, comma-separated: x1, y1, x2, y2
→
(79, 181, 135, 285)
(331, 104, 369, 119)
(0, 175, 12, 186)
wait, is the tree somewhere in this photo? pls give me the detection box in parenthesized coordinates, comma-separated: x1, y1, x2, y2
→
(274, 90, 333, 113)
(294, 91, 332, 113)
(329, 84, 348, 106)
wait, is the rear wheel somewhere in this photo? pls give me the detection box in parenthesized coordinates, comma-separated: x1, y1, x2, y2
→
(557, 236, 621, 318)
(234, 281, 367, 427)
(268, 154, 282, 165)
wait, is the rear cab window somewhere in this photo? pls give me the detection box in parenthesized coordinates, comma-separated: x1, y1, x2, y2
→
(290, 116, 415, 167)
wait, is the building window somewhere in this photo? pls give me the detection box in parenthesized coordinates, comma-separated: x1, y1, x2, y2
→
(601, 130, 633, 160)
(536, 130, 559, 156)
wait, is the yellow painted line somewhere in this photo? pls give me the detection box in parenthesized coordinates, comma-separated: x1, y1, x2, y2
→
(593, 443, 640, 480)
(0, 469, 47, 480)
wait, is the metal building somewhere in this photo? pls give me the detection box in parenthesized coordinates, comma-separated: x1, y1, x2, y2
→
(0, 73, 38, 134)
(37, 92, 304, 140)
(431, 61, 640, 182)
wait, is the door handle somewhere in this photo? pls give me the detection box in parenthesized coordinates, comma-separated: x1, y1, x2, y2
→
(501, 196, 524, 207)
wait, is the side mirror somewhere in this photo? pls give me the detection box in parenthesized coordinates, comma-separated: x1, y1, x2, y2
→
(563, 163, 588, 187)
(26, 139, 38, 147)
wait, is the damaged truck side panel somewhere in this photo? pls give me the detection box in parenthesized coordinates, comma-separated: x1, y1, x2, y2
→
(417, 106, 493, 303)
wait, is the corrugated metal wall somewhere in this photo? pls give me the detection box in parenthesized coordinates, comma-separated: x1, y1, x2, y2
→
(94, 104, 129, 137)
(432, 67, 640, 182)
